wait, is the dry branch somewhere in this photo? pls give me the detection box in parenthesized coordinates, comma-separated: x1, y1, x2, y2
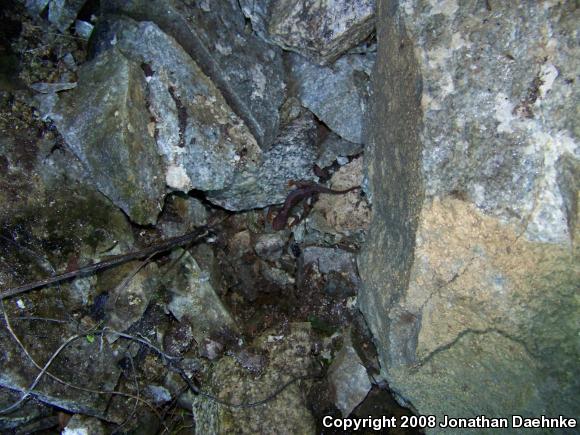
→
(0, 226, 212, 300)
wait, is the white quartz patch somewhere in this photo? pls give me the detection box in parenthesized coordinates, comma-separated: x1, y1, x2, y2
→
(166, 165, 192, 190)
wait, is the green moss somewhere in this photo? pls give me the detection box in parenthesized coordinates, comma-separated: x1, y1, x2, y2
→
(1, 185, 131, 277)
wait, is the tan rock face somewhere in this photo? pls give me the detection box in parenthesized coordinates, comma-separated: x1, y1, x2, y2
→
(407, 197, 579, 363)
(192, 323, 316, 434)
(359, 0, 579, 421)
(387, 196, 579, 416)
(314, 157, 371, 233)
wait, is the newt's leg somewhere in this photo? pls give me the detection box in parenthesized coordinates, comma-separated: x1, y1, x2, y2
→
(267, 205, 279, 224)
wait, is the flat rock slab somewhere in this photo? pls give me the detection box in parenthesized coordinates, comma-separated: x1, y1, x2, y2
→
(91, 17, 261, 196)
(101, 0, 286, 149)
(0, 390, 52, 430)
(0, 310, 123, 419)
(50, 48, 165, 225)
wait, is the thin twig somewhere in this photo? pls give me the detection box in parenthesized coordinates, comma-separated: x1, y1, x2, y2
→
(0, 306, 165, 424)
(14, 316, 68, 324)
(113, 331, 324, 409)
(111, 330, 181, 364)
(1, 307, 319, 419)
(194, 374, 320, 409)
(0, 226, 211, 300)
(0, 329, 82, 414)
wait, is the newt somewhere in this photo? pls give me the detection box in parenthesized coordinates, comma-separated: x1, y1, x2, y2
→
(271, 181, 360, 231)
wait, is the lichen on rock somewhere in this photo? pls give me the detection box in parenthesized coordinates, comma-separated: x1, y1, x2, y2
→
(359, 0, 580, 422)
(241, 0, 376, 65)
(49, 47, 165, 225)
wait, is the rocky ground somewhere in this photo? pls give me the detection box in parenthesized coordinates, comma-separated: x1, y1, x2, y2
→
(0, 0, 418, 433)
(3, 0, 577, 433)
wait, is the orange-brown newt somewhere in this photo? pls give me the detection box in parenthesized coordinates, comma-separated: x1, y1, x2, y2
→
(271, 181, 360, 230)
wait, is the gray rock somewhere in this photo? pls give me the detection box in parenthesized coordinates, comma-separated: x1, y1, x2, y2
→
(50, 48, 165, 225)
(278, 97, 304, 126)
(240, 0, 375, 65)
(317, 133, 364, 169)
(260, 263, 295, 288)
(30, 81, 77, 93)
(328, 339, 371, 416)
(163, 322, 194, 356)
(68, 276, 94, 308)
(48, 0, 87, 32)
(254, 233, 285, 260)
(101, 0, 286, 148)
(74, 20, 94, 39)
(87, 15, 315, 211)
(231, 349, 268, 375)
(291, 53, 374, 144)
(359, 0, 580, 424)
(25, 0, 50, 15)
(87, 17, 311, 211)
(62, 414, 106, 435)
(309, 157, 370, 236)
(229, 230, 253, 260)
(33, 92, 59, 121)
(206, 112, 319, 210)
(200, 338, 224, 361)
(62, 52, 77, 71)
(164, 249, 236, 344)
(146, 385, 172, 404)
(300, 246, 361, 298)
(163, 358, 203, 414)
(238, 0, 272, 40)
(159, 195, 208, 239)
(90, 17, 261, 196)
